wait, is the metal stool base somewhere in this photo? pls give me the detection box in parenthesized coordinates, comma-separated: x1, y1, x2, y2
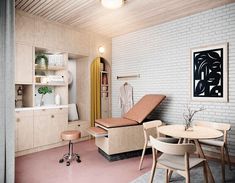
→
(59, 140, 81, 166)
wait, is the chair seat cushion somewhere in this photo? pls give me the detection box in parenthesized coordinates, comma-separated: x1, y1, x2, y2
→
(199, 139, 224, 147)
(158, 154, 204, 171)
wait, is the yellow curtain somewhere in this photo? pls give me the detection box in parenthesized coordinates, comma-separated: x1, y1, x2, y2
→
(90, 57, 101, 127)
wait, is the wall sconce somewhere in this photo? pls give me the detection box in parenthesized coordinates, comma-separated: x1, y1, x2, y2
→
(98, 46, 105, 54)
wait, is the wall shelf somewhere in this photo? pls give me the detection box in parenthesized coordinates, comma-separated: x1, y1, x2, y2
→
(35, 65, 66, 71)
(35, 83, 66, 86)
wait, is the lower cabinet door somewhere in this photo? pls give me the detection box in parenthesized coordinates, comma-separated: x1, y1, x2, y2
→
(51, 113, 67, 143)
(34, 109, 67, 147)
(34, 114, 52, 147)
(15, 111, 34, 152)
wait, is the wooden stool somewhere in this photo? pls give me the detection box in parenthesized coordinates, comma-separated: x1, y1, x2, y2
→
(59, 130, 81, 166)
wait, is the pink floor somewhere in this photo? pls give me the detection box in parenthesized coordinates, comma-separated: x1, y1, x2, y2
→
(15, 139, 152, 183)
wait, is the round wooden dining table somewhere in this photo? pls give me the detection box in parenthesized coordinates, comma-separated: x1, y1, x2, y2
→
(158, 124, 223, 183)
(158, 124, 222, 140)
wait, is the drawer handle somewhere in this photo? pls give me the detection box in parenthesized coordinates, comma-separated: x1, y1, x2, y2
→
(78, 124, 80, 127)
(16, 118, 20, 122)
(42, 109, 46, 111)
(51, 115, 54, 118)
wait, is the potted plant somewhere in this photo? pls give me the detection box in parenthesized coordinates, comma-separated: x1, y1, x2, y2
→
(35, 53, 49, 69)
(38, 86, 52, 106)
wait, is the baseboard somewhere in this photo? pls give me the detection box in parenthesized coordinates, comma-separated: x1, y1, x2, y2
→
(98, 148, 152, 161)
(15, 136, 90, 157)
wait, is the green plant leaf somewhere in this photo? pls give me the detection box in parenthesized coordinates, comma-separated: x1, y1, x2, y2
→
(38, 86, 52, 95)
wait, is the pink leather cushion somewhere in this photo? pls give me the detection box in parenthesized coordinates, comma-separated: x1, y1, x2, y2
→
(61, 130, 81, 141)
(95, 118, 138, 128)
(123, 94, 166, 123)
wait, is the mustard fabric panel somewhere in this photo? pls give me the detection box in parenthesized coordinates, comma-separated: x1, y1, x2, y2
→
(90, 57, 101, 127)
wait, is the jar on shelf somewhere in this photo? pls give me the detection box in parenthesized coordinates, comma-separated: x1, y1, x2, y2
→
(102, 74, 108, 85)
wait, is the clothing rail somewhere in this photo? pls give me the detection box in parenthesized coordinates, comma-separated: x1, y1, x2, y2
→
(116, 74, 140, 80)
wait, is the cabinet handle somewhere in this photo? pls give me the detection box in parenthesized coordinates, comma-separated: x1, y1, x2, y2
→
(42, 109, 46, 111)
(51, 115, 54, 118)
(16, 118, 20, 122)
(78, 124, 80, 127)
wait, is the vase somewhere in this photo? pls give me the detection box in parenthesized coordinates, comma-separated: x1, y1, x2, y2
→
(40, 95, 44, 106)
(55, 94, 61, 105)
(184, 120, 193, 131)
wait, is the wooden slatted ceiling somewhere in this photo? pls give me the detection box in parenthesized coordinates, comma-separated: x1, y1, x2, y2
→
(15, 0, 235, 38)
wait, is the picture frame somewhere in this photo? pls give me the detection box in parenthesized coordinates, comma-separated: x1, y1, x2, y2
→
(191, 43, 228, 102)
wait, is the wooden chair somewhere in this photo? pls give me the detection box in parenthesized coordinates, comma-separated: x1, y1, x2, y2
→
(138, 120, 178, 170)
(195, 121, 231, 182)
(149, 136, 208, 183)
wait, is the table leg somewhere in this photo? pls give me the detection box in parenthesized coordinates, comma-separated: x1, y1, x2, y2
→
(194, 140, 215, 183)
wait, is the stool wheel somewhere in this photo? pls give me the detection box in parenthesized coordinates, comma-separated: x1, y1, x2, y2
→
(59, 159, 64, 163)
(66, 162, 70, 166)
(76, 158, 81, 163)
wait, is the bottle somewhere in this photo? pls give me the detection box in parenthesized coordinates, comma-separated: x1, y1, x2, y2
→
(17, 86, 23, 95)
(103, 74, 108, 85)
(55, 94, 61, 105)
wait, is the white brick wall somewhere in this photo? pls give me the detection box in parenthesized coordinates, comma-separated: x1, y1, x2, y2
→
(112, 3, 235, 155)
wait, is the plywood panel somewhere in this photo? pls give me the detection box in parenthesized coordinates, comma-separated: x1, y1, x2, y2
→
(15, 11, 35, 43)
(15, 110, 34, 152)
(15, 43, 33, 84)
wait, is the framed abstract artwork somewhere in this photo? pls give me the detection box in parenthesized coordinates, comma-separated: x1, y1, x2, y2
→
(191, 43, 228, 102)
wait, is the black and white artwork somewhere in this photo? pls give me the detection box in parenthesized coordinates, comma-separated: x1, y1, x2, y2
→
(191, 43, 228, 102)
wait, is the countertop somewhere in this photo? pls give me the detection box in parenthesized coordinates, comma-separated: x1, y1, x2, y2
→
(15, 105, 68, 112)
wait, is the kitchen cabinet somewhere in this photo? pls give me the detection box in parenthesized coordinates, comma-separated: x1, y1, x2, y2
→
(34, 108, 67, 147)
(15, 110, 34, 151)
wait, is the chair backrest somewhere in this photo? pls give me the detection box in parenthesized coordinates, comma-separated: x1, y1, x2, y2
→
(143, 120, 162, 130)
(194, 121, 231, 131)
(143, 120, 162, 140)
(195, 120, 230, 143)
(150, 136, 196, 155)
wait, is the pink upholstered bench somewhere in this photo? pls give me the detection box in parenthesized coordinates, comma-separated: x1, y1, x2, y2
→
(87, 94, 166, 158)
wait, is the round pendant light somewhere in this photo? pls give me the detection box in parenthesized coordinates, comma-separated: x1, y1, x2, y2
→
(101, 0, 124, 9)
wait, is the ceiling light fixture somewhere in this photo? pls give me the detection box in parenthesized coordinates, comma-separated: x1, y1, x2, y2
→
(101, 0, 125, 9)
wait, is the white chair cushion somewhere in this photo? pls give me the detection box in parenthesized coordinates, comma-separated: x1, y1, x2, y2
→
(158, 154, 204, 171)
(199, 139, 224, 147)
